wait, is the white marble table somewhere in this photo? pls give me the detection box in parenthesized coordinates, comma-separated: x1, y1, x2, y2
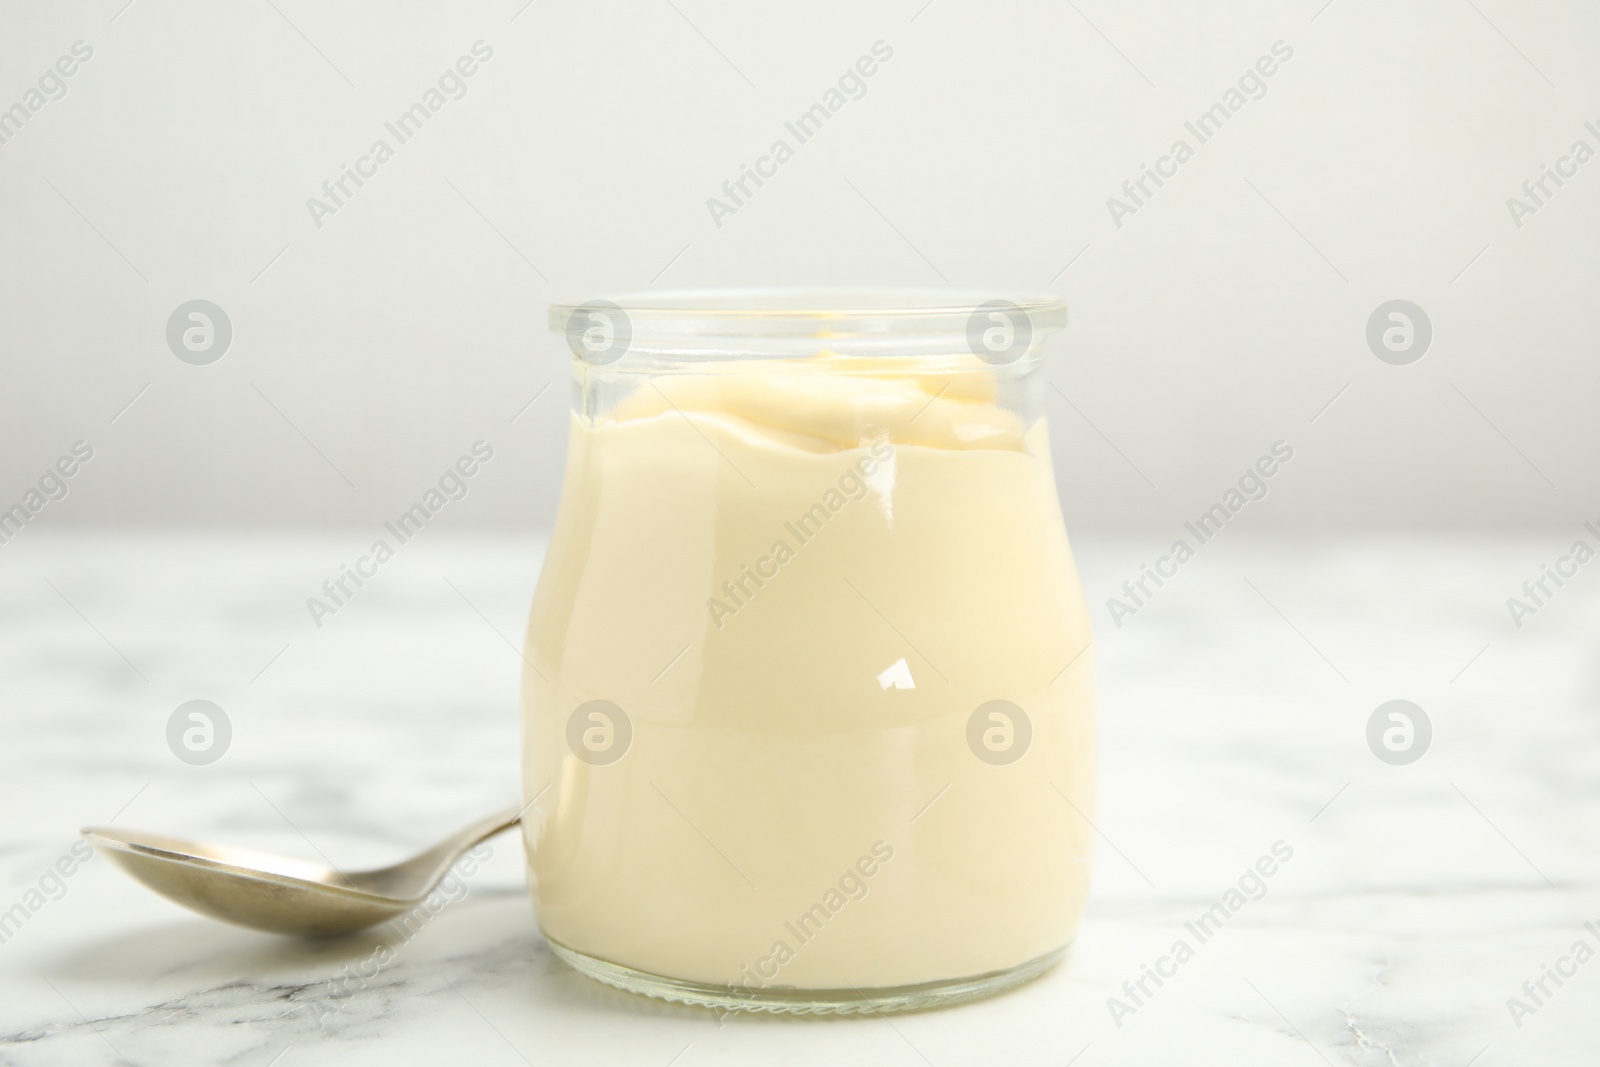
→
(1, 531, 1596, 1065)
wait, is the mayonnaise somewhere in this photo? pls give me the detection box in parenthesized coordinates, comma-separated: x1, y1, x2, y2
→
(521, 357, 1095, 997)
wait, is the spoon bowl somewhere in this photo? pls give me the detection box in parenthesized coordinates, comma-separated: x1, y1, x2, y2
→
(82, 807, 521, 937)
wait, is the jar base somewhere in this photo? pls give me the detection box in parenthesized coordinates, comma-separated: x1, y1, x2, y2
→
(546, 938, 1067, 1015)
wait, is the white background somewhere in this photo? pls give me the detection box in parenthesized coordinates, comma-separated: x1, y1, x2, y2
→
(2, 0, 1596, 534)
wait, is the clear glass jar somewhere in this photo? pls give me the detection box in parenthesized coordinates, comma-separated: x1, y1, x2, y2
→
(520, 289, 1095, 1014)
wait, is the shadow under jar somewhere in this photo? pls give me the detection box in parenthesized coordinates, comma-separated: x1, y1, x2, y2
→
(521, 290, 1095, 1014)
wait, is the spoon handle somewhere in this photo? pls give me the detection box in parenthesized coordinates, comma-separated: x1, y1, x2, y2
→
(462, 806, 525, 848)
(353, 805, 524, 901)
(422, 805, 524, 874)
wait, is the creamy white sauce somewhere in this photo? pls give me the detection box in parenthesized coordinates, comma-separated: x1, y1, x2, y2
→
(522, 357, 1095, 990)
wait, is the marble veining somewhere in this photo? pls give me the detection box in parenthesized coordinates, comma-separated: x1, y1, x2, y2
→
(1, 532, 1597, 1065)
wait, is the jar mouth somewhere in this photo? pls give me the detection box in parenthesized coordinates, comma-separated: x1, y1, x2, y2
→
(549, 288, 1066, 363)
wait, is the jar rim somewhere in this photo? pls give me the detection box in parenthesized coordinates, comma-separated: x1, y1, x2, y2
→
(550, 287, 1064, 335)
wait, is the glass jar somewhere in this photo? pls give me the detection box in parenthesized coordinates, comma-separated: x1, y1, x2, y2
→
(521, 290, 1095, 1014)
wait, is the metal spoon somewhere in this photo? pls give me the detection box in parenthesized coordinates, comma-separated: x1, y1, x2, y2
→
(80, 807, 521, 937)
